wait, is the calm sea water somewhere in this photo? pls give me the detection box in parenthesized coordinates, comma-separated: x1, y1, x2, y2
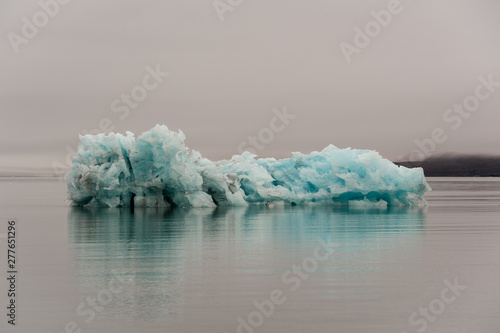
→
(0, 178, 499, 333)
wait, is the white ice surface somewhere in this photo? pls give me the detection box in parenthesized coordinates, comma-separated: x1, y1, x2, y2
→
(67, 125, 431, 208)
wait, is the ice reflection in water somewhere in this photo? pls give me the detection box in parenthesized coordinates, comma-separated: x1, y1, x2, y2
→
(67, 206, 425, 325)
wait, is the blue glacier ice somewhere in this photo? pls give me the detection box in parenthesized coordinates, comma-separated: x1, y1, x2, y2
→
(67, 125, 431, 208)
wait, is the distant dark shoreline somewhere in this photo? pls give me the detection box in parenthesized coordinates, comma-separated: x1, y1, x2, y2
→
(396, 156, 500, 177)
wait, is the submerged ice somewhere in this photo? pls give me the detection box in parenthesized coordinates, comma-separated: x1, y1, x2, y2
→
(67, 125, 430, 208)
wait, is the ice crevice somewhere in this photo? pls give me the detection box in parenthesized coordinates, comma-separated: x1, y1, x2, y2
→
(67, 125, 431, 208)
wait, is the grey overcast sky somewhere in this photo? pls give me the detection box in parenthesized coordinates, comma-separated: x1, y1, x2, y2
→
(1, 0, 499, 175)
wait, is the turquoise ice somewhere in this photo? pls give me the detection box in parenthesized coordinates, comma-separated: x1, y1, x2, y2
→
(67, 125, 430, 208)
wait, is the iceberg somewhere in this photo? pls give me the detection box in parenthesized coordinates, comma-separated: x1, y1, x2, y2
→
(67, 125, 431, 208)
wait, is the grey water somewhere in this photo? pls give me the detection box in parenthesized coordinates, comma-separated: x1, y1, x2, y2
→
(0, 178, 499, 333)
